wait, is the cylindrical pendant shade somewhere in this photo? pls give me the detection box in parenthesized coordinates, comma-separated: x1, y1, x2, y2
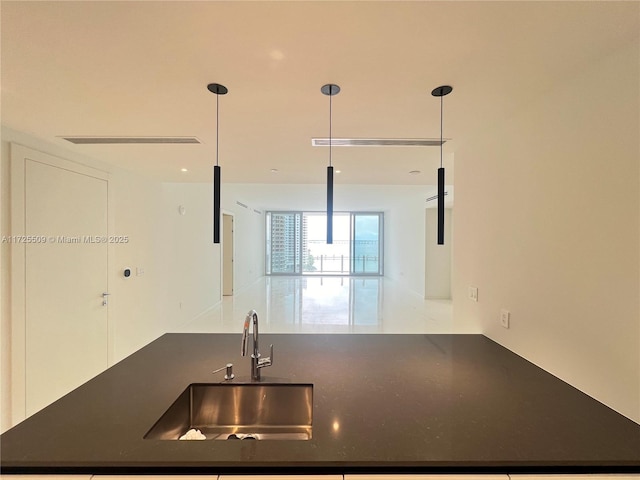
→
(214, 165, 221, 244)
(327, 166, 334, 244)
(207, 83, 227, 245)
(437, 167, 445, 245)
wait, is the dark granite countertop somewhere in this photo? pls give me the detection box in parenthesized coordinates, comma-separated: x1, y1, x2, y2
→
(1, 334, 639, 474)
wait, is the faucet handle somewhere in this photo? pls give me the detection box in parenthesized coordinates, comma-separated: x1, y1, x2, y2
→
(258, 344, 273, 369)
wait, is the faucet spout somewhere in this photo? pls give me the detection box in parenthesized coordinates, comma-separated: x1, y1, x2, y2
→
(241, 309, 259, 357)
(241, 310, 273, 381)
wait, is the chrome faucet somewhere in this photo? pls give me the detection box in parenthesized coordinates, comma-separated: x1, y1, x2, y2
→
(241, 309, 273, 381)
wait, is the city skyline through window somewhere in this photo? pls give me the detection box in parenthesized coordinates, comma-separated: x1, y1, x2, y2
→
(266, 211, 383, 276)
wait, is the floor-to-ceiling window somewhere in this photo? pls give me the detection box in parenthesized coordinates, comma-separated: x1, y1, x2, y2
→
(302, 212, 350, 274)
(266, 211, 383, 276)
(351, 213, 382, 274)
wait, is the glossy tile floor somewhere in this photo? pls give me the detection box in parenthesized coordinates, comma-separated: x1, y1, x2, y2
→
(180, 276, 454, 334)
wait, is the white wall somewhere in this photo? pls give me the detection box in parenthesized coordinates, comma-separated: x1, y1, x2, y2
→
(107, 170, 174, 362)
(160, 183, 220, 329)
(453, 37, 640, 423)
(158, 182, 266, 301)
(425, 208, 452, 299)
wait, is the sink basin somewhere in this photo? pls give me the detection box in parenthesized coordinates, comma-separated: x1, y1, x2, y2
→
(144, 383, 313, 440)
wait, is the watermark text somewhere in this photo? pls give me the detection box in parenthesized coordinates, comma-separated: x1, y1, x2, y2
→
(2, 235, 129, 244)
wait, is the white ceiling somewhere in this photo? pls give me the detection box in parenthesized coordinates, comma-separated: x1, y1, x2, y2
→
(1, 1, 638, 184)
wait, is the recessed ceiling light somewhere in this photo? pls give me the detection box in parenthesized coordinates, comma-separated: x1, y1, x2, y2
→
(271, 168, 279, 173)
(336, 170, 341, 174)
(269, 49, 285, 61)
(409, 170, 421, 175)
(181, 168, 188, 173)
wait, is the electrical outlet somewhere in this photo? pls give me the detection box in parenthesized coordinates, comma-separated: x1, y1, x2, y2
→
(468, 286, 478, 302)
(500, 309, 510, 329)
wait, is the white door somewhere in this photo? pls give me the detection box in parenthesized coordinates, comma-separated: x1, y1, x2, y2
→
(25, 158, 109, 416)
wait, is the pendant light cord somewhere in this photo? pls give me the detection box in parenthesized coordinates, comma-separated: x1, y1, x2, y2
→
(329, 89, 333, 167)
(440, 94, 443, 169)
(216, 94, 220, 167)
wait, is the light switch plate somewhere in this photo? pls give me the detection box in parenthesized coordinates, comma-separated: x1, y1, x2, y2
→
(468, 286, 478, 302)
(500, 309, 510, 328)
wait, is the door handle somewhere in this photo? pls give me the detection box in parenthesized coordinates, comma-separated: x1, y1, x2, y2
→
(102, 292, 110, 306)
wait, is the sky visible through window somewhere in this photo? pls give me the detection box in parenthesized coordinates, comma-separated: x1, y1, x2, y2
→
(267, 211, 382, 275)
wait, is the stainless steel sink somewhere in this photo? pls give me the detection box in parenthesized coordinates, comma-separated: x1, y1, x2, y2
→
(144, 383, 313, 440)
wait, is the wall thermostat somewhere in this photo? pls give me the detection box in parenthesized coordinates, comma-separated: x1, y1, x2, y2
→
(124, 268, 131, 278)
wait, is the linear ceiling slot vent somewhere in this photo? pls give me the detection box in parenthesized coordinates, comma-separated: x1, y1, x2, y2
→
(60, 136, 201, 145)
(311, 138, 447, 147)
(426, 192, 449, 202)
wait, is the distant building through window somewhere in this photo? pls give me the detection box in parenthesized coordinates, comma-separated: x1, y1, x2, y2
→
(266, 211, 383, 276)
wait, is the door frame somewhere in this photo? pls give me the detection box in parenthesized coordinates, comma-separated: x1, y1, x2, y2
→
(9, 143, 113, 425)
(222, 212, 234, 296)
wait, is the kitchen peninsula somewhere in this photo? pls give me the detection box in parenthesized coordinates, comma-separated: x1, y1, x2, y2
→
(1, 334, 639, 474)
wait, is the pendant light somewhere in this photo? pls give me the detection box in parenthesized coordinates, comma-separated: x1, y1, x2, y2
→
(321, 83, 340, 244)
(431, 85, 452, 245)
(207, 83, 228, 244)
